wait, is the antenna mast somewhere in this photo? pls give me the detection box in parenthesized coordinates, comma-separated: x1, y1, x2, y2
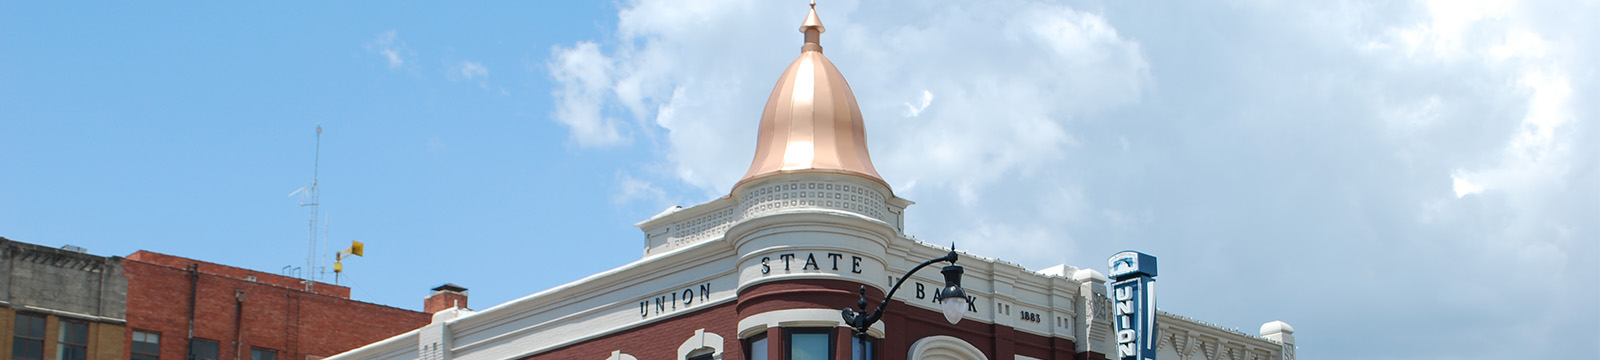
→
(303, 125, 323, 290)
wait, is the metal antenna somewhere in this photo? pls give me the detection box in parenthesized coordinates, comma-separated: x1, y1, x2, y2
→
(324, 211, 332, 284)
(326, 212, 345, 285)
(296, 125, 322, 291)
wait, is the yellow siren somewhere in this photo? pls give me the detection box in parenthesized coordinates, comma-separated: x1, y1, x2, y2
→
(335, 241, 364, 273)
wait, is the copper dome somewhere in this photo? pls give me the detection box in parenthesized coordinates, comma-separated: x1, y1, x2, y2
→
(737, 5, 885, 188)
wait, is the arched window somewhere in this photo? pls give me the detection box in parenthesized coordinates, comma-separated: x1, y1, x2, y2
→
(678, 329, 726, 360)
(907, 335, 987, 360)
(604, 350, 637, 360)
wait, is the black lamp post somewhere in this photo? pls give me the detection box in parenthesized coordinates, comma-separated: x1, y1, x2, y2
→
(840, 249, 969, 336)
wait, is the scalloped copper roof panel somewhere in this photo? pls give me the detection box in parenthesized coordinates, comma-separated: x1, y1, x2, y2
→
(737, 7, 884, 188)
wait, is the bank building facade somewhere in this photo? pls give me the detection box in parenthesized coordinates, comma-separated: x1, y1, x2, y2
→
(331, 6, 1296, 360)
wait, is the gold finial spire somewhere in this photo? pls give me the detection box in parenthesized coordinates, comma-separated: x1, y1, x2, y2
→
(800, 1, 825, 33)
(800, 1, 825, 52)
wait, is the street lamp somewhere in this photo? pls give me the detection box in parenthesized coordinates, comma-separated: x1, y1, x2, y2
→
(841, 249, 969, 336)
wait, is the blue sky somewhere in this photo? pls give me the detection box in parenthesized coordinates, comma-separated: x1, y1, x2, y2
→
(3, 1, 1596, 359)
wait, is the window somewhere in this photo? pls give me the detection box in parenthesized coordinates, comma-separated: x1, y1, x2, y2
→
(849, 335, 876, 360)
(188, 338, 219, 360)
(678, 329, 725, 360)
(13, 313, 46, 360)
(56, 320, 88, 360)
(250, 348, 277, 360)
(784, 328, 833, 360)
(744, 333, 768, 360)
(131, 331, 161, 360)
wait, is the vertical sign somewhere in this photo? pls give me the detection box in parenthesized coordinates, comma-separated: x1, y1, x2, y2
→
(1108, 251, 1157, 360)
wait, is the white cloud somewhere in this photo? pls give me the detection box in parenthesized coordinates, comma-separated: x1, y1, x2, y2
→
(1379, 0, 1515, 61)
(367, 30, 411, 69)
(547, 0, 1146, 200)
(1372, 0, 1580, 228)
(450, 60, 499, 92)
(903, 90, 933, 117)
(1383, 95, 1443, 134)
(1489, 27, 1550, 61)
(947, 219, 1063, 263)
(1356, 0, 1594, 356)
(612, 172, 670, 208)
(1363, 0, 1580, 209)
(457, 61, 488, 80)
(549, 42, 627, 147)
(1451, 172, 1483, 197)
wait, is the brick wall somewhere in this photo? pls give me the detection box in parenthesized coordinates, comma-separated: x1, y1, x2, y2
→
(883, 299, 1091, 360)
(123, 253, 429, 360)
(126, 251, 349, 298)
(423, 291, 467, 314)
(0, 307, 9, 358)
(90, 321, 124, 360)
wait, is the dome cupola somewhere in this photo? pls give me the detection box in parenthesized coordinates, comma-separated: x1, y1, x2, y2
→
(737, 2, 885, 189)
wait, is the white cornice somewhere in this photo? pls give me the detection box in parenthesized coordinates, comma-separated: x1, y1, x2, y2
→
(1155, 311, 1284, 358)
(635, 197, 735, 230)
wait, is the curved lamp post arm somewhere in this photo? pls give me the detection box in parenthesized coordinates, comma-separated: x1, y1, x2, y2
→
(842, 250, 962, 334)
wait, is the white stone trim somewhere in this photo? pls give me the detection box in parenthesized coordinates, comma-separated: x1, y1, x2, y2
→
(736, 308, 883, 339)
(908, 335, 988, 360)
(12, 304, 126, 324)
(604, 350, 637, 360)
(727, 209, 897, 255)
(642, 173, 904, 256)
(1155, 312, 1286, 360)
(734, 241, 893, 296)
(676, 329, 725, 360)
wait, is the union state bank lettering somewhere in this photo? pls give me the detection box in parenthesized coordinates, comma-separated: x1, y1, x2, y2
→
(757, 252, 865, 274)
(329, 4, 1299, 360)
(641, 283, 714, 318)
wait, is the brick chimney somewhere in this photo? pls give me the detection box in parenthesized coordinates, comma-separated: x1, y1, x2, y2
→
(424, 283, 468, 314)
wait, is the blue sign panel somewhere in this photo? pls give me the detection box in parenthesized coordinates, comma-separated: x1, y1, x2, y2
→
(1109, 251, 1156, 360)
(1108, 250, 1158, 280)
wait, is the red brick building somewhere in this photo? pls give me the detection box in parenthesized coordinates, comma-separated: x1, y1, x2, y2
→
(122, 251, 433, 360)
(330, 5, 1295, 360)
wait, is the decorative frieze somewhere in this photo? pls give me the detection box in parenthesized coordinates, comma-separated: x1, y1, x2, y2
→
(1155, 312, 1285, 360)
(664, 207, 737, 249)
(737, 180, 888, 223)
